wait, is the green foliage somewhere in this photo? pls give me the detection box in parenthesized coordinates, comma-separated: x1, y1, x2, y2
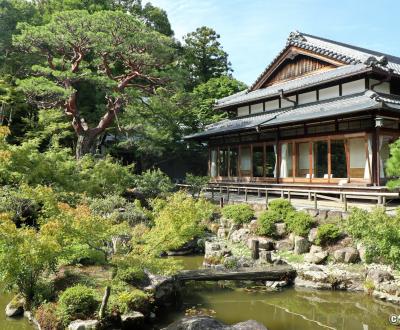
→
(0, 131, 134, 196)
(191, 76, 247, 125)
(386, 139, 400, 189)
(221, 204, 254, 225)
(112, 288, 149, 314)
(57, 285, 99, 325)
(145, 191, 214, 254)
(315, 223, 341, 246)
(268, 199, 295, 221)
(344, 207, 400, 267)
(185, 173, 209, 197)
(257, 211, 279, 236)
(0, 213, 62, 308)
(183, 26, 232, 88)
(88, 195, 148, 226)
(285, 211, 314, 237)
(134, 168, 174, 199)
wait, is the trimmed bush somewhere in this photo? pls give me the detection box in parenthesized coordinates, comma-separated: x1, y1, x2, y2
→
(257, 211, 279, 236)
(268, 199, 295, 221)
(114, 289, 150, 314)
(57, 285, 98, 325)
(221, 204, 254, 225)
(315, 223, 341, 245)
(285, 211, 314, 237)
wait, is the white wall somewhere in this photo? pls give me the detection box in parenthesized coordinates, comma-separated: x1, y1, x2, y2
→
(237, 106, 249, 117)
(280, 95, 296, 108)
(265, 99, 279, 111)
(319, 85, 340, 100)
(349, 138, 365, 168)
(342, 79, 365, 96)
(298, 91, 317, 105)
(370, 79, 390, 94)
(250, 103, 263, 114)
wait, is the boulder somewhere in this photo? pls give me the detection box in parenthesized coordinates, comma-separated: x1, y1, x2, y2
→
(294, 236, 311, 255)
(309, 245, 323, 254)
(367, 268, 394, 285)
(259, 250, 272, 263)
(68, 320, 99, 330)
(217, 227, 227, 238)
(304, 251, 328, 264)
(145, 273, 179, 308)
(258, 238, 275, 251)
(275, 239, 294, 252)
(121, 311, 145, 329)
(308, 228, 318, 243)
(164, 316, 268, 330)
(5, 296, 24, 318)
(333, 247, 359, 263)
(356, 242, 367, 263)
(327, 211, 342, 220)
(316, 210, 327, 221)
(275, 223, 286, 237)
(249, 220, 258, 234)
(307, 209, 319, 217)
(230, 228, 250, 244)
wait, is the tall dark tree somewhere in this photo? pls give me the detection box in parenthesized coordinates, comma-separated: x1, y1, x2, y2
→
(183, 26, 232, 88)
(14, 10, 175, 158)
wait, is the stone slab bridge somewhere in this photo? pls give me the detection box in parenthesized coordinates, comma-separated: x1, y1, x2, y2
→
(175, 266, 296, 282)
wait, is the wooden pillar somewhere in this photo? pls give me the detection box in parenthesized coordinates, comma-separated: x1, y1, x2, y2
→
(372, 129, 378, 186)
(220, 196, 224, 208)
(211, 186, 214, 199)
(265, 189, 269, 209)
(288, 191, 291, 202)
(251, 239, 259, 260)
(343, 194, 347, 212)
(227, 187, 230, 201)
(245, 188, 248, 201)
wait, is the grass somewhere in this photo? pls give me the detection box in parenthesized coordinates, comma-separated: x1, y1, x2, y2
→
(275, 251, 304, 263)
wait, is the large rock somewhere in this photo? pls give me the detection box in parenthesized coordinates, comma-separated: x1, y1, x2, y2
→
(275, 239, 294, 252)
(145, 273, 180, 308)
(294, 236, 311, 255)
(367, 268, 394, 285)
(258, 238, 275, 251)
(230, 228, 250, 244)
(333, 247, 359, 263)
(304, 251, 328, 264)
(217, 227, 227, 238)
(356, 242, 367, 263)
(5, 296, 24, 317)
(121, 311, 145, 329)
(68, 320, 99, 330)
(164, 316, 268, 330)
(308, 228, 318, 243)
(275, 223, 286, 237)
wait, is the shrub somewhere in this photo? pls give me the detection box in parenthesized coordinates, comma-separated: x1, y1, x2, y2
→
(35, 303, 63, 330)
(57, 285, 99, 325)
(185, 173, 209, 197)
(113, 289, 149, 314)
(257, 211, 279, 236)
(344, 207, 400, 267)
(285, 211, 314, 237)
(221, 204, 254, 225)
(315, 223, 341, 246)
(134, 169, 174, 199)
(267, 199, 295, 221)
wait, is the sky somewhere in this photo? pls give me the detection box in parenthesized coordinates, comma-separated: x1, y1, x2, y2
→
(149, 0, 400, 86)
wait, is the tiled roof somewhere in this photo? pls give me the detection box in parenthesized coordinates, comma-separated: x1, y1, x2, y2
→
(215, 64, 369, 108)
(186, 91, 399, 140)
(216, 31, 400, 109)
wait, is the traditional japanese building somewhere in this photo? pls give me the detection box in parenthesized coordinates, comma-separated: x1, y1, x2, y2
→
(186, 31, 400, 190)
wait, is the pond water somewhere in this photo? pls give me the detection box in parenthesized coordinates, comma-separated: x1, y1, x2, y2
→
(160, 255, 400, 330)
(0, 293, 32, 330)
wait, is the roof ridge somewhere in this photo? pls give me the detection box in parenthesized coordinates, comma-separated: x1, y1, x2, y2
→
(300, 32, 400, 63)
